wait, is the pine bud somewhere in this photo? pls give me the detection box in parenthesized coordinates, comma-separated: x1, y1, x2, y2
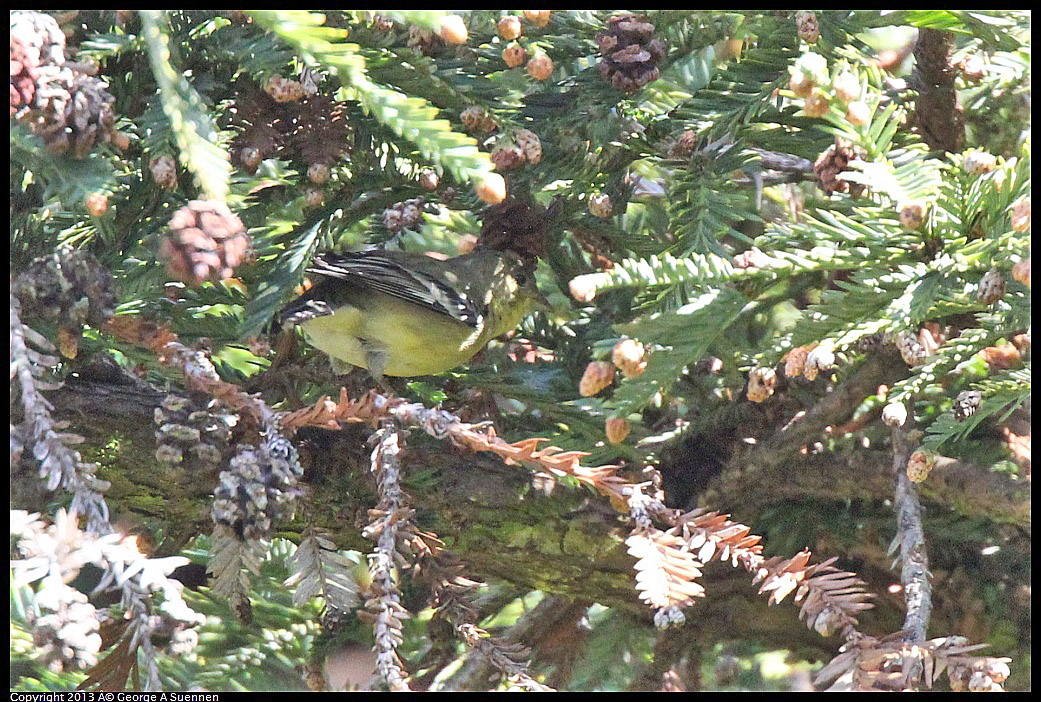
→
(150, 154, 178, 190)
(803, 91, 829, 118)
(112, 130, 131, 152)
(978, 342, 1022, 371)
(746, 367, 777, 403)
(498, 16, 522, 41)
(502, 42, 527, 68)
(899, 201, 928, 231)
(239, 146, 262, 173)
(264, 74, 305, 103)
(307, 162, 330, 185)
(1010, 196, 1030, 232)
(794, 10, 820, 44)
(589, 193, 613, 218)
(579, 361, 616, 396)
(958, 54, 985, 82)
(963, 149, 997, 175)
(882, 402, 908, 428)
(832, 71, 860, 104)
(514, 128, 542, 164)
(456, 233, 478, 255)
(845, 101, 870, 127)
(952, 390, 982, 420)
(605, 417, 631, 444)
(86, 192, 109, 217)
(439, 15, 468, 45)
(460, 106, 497, 134)
(784, 345, 812, 378)
(978, 268, 1005, 304)
(569, 275, 598, 303)
(419, 168, 439, 190)
(906, 450, 936, 483)
(1012, 258, 1030, 287)
(523, 10, 551, 27)
(527, 52, 554, 81)
(475, 174, 507, 204)
(789, 71, 814, 98)
(612, 339, 648, 378)
(805, 344, 836, 380)
(793, 52, 829, 84)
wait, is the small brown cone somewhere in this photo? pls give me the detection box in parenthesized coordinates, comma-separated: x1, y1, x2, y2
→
(612, 339, 647, 378)
(475, 174, 507, 204)
(527, 52, 554, 81)
(746, 367, 777, 402)
(439, 15, 468, 45)
(580, 361, 616, 396)
(605, 417, 631, 444)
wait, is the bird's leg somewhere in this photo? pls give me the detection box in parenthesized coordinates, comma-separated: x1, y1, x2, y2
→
(362, 343, 395, 396)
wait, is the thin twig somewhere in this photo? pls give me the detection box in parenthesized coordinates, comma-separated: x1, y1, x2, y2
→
(890, 426, 932, 685)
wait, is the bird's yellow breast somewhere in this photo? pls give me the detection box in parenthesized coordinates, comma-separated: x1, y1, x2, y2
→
(299, 291, 484, 376)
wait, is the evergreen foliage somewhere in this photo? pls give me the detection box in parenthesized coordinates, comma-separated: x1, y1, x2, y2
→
(11, 10, 1029, 692)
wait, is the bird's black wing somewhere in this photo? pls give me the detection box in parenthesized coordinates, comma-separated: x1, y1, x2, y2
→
(280, 251, 484, 329)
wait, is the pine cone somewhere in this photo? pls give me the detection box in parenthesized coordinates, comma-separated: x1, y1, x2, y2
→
(514, 128, 542, 164)
(478, 196, 548, 259)
(408, 25, 445, 57)
(906, 450, 935, 483)
(794, 11, 820, 44)
(952, 390, 982, 420)
(855, 331, 895, 352)
(11, 36, 41, 115)
(161, 200, 251, 286)
(589, 193, 613, 218)
(150, 154, 178, 190)
(502, 42, 527, 68)
(595, 14, 666, 93)
(814, 138, 866, 197)
(25, 65, 116, 158)
(13, 248, 117, 330)
(30, 588, 101, 672)
(382, 197, 425, 234)
(977, 268, 1005, 304)
(579, 361, 616, 396)
(895, 330, 929, 366)
(263, 74, 305, 103)
(154, 394, 232, 476)
(667, 129, 698, 159)
(605, 417, 631, 444)
(746, 366, 777, 402)
(10, 11, 67, 69)
(228, 84, 290, 167)
(10, 11, 67, 115)
(287, 94, 352, 168)
(212, 439, 302, 541)
(612, 338, 647, 378)
(460, 105, 498, 135)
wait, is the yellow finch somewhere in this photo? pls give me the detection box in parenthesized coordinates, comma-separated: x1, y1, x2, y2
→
(279, 248, 543, 379)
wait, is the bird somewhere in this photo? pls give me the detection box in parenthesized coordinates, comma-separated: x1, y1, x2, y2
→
(277, 247, 544, 381)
